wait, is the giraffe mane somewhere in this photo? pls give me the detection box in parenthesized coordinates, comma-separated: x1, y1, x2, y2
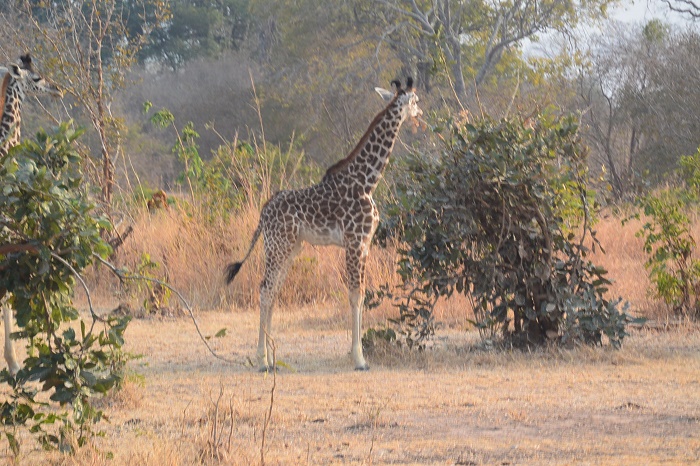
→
(323, 93, 399, 179)
(0, 72, 9, 117)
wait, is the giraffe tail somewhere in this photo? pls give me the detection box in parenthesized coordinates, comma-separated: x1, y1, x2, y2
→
(225, 221, 263, 285)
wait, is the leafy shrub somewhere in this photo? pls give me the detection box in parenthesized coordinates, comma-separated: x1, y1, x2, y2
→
(361, 325, 398, 353)
(0, 123, 129, 454)
(635, 147, 700, 319)
(373, 114, 636, 348)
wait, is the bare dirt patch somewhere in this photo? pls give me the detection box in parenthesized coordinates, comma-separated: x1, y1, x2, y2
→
(7, 310, 700, 465)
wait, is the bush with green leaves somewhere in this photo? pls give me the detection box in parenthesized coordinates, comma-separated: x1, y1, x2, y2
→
(635, 147, 700, 319)
(144, 103, 318, 219)
(373, 114, 636, 348)
(0, 123, 130, 455)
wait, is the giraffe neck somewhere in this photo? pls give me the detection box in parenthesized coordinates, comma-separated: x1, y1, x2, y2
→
(0, 78, 23, 158)
(324, 100, 405, 195)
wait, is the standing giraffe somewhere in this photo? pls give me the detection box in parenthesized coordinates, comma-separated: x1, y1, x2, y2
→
(225, 78, 422, 371)
(1, 54, 62, 375)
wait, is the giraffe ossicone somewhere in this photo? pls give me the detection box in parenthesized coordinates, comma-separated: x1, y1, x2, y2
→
(2, 54, 62, 376)
(226, 78, 422, 371)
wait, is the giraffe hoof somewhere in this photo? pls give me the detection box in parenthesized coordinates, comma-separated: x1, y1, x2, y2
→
(354, 364, 370, 371)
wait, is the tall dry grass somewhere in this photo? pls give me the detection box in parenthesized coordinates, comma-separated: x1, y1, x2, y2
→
(589, 214, 655, 316)
(93, 199, 696, 327)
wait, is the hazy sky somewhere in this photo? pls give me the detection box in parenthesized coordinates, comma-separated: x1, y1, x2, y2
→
(610, 0, 691, 24)
(524, 0, 695, 57)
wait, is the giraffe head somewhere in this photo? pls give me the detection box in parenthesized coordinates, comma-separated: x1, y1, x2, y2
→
(7, 54, 62, 98)
(375, 77, 422, 121)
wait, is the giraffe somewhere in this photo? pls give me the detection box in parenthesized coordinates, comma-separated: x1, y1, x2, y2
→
(225, 78, 422, 371)
(1, 53, 62, 375)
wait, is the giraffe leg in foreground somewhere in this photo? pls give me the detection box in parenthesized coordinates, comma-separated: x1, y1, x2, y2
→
(3, 302, 20, 376)
(346, 240, 370, 371)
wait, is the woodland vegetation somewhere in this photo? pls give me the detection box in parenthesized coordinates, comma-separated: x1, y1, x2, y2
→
(0, 0, 699, 458)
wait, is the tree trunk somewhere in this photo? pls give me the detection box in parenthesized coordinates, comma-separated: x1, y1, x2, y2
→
(449, 42, 468, 103)
(101, 143, 113, 207)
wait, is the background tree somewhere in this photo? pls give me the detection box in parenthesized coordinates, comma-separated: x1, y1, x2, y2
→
(246, 0, 404, 165)
(662, 0, 700, 18)
(142, 0, 251, 70)
(578, 20, 700, 196)
(576, 21, 663, 198)
(373, 0, 614, 102)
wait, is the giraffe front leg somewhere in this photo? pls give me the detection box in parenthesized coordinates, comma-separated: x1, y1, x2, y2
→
(3, 302, 20, 376)
(346, 243, 369, 371)
(349, 288, 369, 371)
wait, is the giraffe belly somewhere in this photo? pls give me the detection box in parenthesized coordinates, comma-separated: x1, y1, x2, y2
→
(299, 224, 344, 247)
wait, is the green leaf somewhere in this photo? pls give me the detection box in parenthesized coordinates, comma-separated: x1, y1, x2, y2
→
(6, 432, 20, 456)
(50, 388, 76, 404)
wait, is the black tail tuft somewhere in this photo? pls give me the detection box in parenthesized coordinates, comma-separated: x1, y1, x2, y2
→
(225, 262, 243, 284)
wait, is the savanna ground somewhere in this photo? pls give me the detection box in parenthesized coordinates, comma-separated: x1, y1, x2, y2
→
(3, 213, 700, 465)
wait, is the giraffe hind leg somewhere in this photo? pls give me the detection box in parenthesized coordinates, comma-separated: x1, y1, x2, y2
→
(257, 237, 301, 371)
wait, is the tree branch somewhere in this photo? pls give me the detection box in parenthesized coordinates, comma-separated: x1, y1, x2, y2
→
(0, 242, 40, 256)
(662, 0, 700, 17)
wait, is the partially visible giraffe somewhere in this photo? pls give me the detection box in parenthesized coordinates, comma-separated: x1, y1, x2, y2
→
(0, 54, 61, 156)
(225, 78, 422, 371)
(1, 53, 62, 375)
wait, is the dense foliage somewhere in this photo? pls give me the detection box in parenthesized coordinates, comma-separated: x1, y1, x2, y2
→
(373, 114, 637, 348)
(0, 124, 129, 454)
(143, 0, 251, 69)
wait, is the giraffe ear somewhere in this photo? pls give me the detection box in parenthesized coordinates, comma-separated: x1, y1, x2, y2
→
(8, 64, 21, 78)
(374, 87, 394, 102)
(20, 54, 32, 70)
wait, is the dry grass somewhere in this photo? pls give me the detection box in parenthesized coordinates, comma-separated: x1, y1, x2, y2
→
(3, 310, 698, 465)
(588, 214, 656, 316)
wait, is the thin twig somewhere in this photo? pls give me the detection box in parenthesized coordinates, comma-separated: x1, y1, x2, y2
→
(93, 254, 245, 366)
(50, 252, 102, 323)
(260, 333, 276, 466)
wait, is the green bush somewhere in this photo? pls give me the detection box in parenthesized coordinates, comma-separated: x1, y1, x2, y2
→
(373, 114, 636, 348)
(635, 147, 700, 319)
(0, 123, 129, 454)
